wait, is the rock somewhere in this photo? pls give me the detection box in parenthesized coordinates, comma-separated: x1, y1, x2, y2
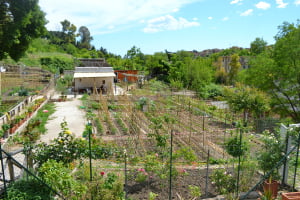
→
(239, 191, 260, 199)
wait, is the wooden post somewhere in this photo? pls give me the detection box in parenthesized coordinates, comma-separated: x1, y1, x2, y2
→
(7, 158, 15, 181)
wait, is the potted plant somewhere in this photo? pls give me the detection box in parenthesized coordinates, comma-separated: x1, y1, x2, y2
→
(257, 130, 284, 199)
(2, 123, 11, 137)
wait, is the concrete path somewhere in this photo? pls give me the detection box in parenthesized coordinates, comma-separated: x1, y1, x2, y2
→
(39, 97, 86, 144)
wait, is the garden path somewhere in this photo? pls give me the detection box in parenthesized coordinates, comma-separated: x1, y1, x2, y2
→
(39, 96, 86, 144)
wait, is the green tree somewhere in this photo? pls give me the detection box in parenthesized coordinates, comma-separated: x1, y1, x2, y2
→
(124, 46, 145, 70)
(224, 84, 270, 122)
(0, 0, 47, 61)
(60, 19, 77, 44)
(243, 20, 300, 122)
(228, 54, 241, 84)
(77, 26, 93, 49)
(250, 37, 268, 55)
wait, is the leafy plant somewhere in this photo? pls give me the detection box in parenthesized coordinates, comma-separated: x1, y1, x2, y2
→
(188, 185, 202, 198)
(6, 178, 53, 200)
(225, 133, 249, 157)
(257, 130, 284, 179)
(149, 192, 158, 200)
(210, 168, 236, 194)
(38, 159, 87, 198)
(33, 121, 87, 166)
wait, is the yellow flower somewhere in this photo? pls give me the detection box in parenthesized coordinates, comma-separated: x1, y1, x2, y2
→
(65, 130, 72, 135)
(58, 139, 63, 144)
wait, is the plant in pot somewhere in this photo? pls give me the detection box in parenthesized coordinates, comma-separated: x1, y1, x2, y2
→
(2, 123, 11, 138)
(257, 130, 284, 199)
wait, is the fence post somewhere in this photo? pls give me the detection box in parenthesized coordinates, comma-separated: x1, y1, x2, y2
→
(292, 132, 300, 191)
(0, 142, 7, 198)
(88, 122, 93, 182)
(124, 149, 128, 199)
(236, 128, 243, 198)
(205, 150, 210, 197)
(169, 130, 173, 200)
(7, 158, 14, 181)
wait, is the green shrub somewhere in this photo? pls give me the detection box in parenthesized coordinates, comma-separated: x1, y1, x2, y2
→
(6, 178, 53, 200)
(225, 134, 249, 157)
(39, 160, 87, 198)
(210, 168, 236, 194)
(40, 57, 75, 74)
(197, 83, 224, 100)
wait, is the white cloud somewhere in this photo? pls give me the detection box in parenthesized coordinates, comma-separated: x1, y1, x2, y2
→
(276, 0, 288, 8)
(193, 17, 198, 21)
(294, 0, 300, 5)
(240, 9, 253, 16)
(208, 16, 213, 20)
(39, 0, 202, 34)
(172, 8, 179, 12)
(143, 15, 200, 33)
(255, 1, 271, 9)
(230, 0, 243, 4)
(222, 17, 229, 21)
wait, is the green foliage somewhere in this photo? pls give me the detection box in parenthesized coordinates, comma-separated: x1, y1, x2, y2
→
(148, 79, 169, 92)
(225, 134, 249, 157)
(21, 102, 55, 143)
(39, 159, 87, 197)
(56, 75, 73, 94)
(6, 178, 53, 200)
(169, 79, 184, 91)
(149, 192, 158, 200)
(40, 57, 75, 74)
(76, 167, 124, 200)
(210, 168, 236, 194)
(228, 54, 241, 84)
(241, 20, 300, 122)
(224, 83, 270, 118)
(197, 83, 224, 100)
(250, 37, 268, 55)
(0, 0, 47, 61)
(188, 185, 202, 198)
(174, 147, 197, 164)
(33, 121, 87, 166)
(257, 130, 284, 178)
(136, 97, 155, 111)
(95, 118, 103, 134)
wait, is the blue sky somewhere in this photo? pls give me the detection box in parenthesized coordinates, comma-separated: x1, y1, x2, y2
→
(39, 0, 299, 56)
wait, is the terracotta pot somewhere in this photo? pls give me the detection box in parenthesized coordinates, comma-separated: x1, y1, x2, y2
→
(263, 180, 279, 199)
(282, 192, 300, 200)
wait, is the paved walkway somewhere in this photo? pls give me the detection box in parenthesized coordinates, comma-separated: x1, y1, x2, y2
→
(39, 97, 86, 144)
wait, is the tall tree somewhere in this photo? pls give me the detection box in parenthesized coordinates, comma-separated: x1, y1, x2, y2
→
(250, 37, 268, 55)
(228, 54, 241, 84)
(0, 0, 47, 61)
(124, 46, 145, 70)
(243, 20, 300, 122)
(77, 26, 93, 49)
(60, 19, 77, 44)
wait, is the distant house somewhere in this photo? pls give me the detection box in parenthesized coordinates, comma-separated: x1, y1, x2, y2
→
(73, 59, 115, 94)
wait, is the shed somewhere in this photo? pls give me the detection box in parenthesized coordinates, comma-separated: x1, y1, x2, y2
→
(74, 66, 115, 94)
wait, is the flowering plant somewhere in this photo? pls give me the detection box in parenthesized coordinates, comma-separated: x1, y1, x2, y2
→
(135, 168, 149, 183)
(210, 168, 235, 194)
(257, 130, 284, 179)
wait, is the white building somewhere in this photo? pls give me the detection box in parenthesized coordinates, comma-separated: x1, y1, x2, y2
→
(73, 59, 115, 94)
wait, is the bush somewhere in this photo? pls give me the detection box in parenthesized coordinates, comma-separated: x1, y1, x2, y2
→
(40, 57, 75, 74)
(6, 178, 53, 200)
(197, 83, 224, 100)
(210, 168, 236, 194)
(225, 134, 249, 157)
(39, 160, 87, 198)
